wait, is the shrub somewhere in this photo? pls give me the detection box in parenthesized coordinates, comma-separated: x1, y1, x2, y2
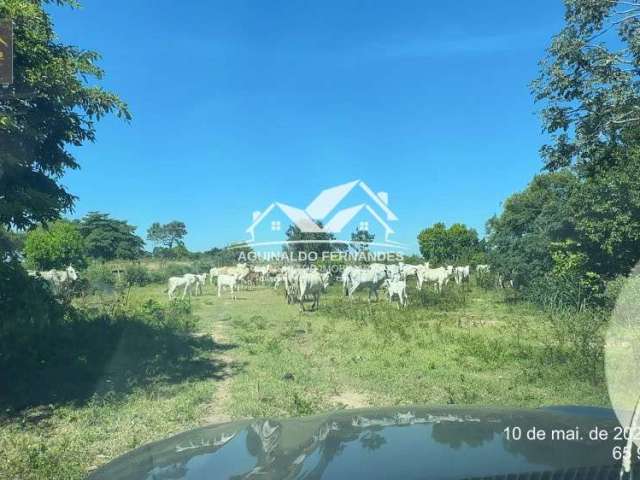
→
(0, 260, 67, 357)
(23, 220, 86, 270)
(137, 298, 197, 330)
(124, 263, 151, 286)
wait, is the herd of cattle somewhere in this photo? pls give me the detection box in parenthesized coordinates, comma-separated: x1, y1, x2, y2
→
(26, 262, 497, 311)
(163, 262, 493, 311)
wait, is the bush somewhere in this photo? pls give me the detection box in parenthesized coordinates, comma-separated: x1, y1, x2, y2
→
(544, 306, 607, 382)
(0, 261, 67, 339)
(23, 220, 86, 270)
(1, 291, 201, 410)
(137, 299, 197, 330)
(124, 263, 151, 287)
(417, 283, 469, 310)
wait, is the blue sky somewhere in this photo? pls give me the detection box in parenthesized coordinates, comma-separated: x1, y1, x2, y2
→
(50, 1, 565, 253)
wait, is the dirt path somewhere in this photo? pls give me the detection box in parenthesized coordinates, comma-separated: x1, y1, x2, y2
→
(201, 313, 236, 425)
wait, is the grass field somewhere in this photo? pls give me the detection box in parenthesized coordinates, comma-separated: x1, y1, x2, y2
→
(0, 279, 609, 479)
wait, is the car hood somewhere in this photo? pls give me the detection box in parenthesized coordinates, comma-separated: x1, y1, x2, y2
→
(90, 406, 625, 480)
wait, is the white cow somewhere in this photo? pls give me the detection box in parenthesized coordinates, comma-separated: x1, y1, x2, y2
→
(453, 265, 470, 285)
(30, 266, 78, 295)
(385, 264, 403, 281)
(297, 270, 330, 311)
(416, 265, 452, 292)
(400, 264, 419, 280)
(283, 266, 306, 304)
(344, 265, 388, 301)
(217, 274, 238, 299)
(253, 265, 270, 284)
(167, 275, 198, 300)
(341, 265, 357, 295)
(194, 273, 207, 295)
(385, 279, 408, 308)
(209, 267, 219, 284)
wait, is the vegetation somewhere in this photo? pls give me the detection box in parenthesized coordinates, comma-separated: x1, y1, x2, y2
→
(532, 0, 640, 174)
(0, 0, 129, 231)
(0, 284, 222, 480)
(418, 222, 484, 266)
(78, 212, 144, 261)
(351, 228, 375, 253)
(23, 220, 86, 270)
(147, 221, 188, 250)
(0, 275, 610, 479)
(2, 0, 640, 478)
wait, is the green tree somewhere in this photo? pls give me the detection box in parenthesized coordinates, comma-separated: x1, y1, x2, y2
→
(78, 212, 144, 261)
(350, 228, 375, 254)
(532, 0, 640, 174)
(0, 0, 130, 231)
(530, 0, 640, 282)
(24, 220, 85, 270)
(568, 150, 640, 277)
(486, 171, 578, 287)
(417, 222, 482, 265)
(147, 221, 187, 250)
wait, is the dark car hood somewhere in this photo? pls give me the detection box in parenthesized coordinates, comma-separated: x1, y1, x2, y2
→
(90, 406, 625, 480)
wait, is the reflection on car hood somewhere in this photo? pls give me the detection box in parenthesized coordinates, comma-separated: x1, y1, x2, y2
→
(90, 406, 625, 480)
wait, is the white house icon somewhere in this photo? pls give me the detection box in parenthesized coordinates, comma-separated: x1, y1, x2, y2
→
(246, 180, 399, 243)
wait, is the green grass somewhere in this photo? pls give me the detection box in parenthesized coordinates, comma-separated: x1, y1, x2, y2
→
(0, 279, 609, 479)
(223, 283, 608, 418)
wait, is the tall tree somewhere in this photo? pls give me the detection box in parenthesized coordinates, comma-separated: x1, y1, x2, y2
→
(417, 222, 482, 265)
(350, 228, 375, 254)
(78, 212, 144, 261)
(0, 0, 130, 231)
(568, 150, 640, 277)
(532, 0, 640, 174)
(146, 221, 187, 249)
(531, 0, 640, 278)
(485, 171, 578, 287)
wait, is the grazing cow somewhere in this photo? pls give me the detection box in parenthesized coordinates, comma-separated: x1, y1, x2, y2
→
(211, 265, 251, 288)
(297, 270, 330, 311)
(344, 265, 388, 301)
(30, 266, 79, 295)
(253, 265, 270, 284)
(194, 273, 207, 295)
(401, 264, 418, 280)
(167, 275, 198, 300)
(453, 265, 470, 285)
(385, 264, 403, 281)
(385, 279, 408, 308)
(209, 267, 219, 284)
(283, 266, 305, 304)
(217, 274, 238, 299)
(416, 265, 452, 292)
(341, 265, 357, 296)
